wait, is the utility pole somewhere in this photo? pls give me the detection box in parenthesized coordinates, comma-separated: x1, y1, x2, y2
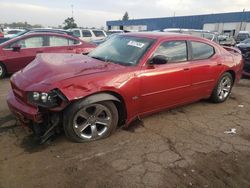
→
(239, 8, 245, 31)
(71, 4, 74, 18)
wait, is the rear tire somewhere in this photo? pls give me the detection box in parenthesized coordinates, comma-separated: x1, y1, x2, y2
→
(63, 100, 118, 142)
(0, 63, 7, 79)
(210, 72, 233, 103)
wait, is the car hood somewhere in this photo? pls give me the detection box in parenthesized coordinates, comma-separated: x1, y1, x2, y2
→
(237, 43, 250, 48)
(12, 53, 124, 89)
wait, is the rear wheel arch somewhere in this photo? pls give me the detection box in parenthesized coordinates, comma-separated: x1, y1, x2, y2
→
(0, 62, 7, 78)
(225, 70, 235, 83)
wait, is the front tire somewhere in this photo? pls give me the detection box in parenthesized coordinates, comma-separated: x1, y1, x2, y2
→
(0, 63, 7, 79)
(64, 101, 118, 142)
(210, 72, 233, 103)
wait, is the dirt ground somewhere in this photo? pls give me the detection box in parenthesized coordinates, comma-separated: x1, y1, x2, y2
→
(0, 78, 250, 188)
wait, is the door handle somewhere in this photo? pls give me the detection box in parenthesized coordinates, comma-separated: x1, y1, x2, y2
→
(36, 51, 43, 53)
(183, 68, 190, 71)
(217, 63, 222, 66)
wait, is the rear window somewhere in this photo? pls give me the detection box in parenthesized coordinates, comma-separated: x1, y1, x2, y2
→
(191, 41, 215, 60)
(93, 30, 105, 37)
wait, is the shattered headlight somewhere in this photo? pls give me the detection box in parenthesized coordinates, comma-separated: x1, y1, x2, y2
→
(28, 89, 67, 108)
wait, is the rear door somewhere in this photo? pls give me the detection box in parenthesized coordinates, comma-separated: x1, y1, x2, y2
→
(2, 35, 45, 72)
(188, 41, 224, 98)
(42, 35, 78, 54)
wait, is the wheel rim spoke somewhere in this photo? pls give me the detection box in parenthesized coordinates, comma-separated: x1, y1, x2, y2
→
(94, 106, 105, 116)
(79, 109, 91, 119)
(91, 124, 98, 138)
(96, 117, 111, 127)
(78, 123, 91, 132)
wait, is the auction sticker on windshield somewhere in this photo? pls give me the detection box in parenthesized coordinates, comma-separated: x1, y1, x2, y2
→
(128, 41, 145, 48)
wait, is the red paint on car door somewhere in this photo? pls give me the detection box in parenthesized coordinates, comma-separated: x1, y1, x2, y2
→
(188, 41, 224, 98)
(139, 40, 192, 113)
(2, 36, 45, 73)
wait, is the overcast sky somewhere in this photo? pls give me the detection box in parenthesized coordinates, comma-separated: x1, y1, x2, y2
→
(0, 0, 249, 28)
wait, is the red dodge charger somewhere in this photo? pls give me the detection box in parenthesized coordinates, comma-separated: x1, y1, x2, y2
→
(7, 32, 244, 143)
(0, 32, 96, 78)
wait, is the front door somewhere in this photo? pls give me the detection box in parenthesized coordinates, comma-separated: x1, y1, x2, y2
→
(139, 40, 192, 113)
(3, 36, 45, 73)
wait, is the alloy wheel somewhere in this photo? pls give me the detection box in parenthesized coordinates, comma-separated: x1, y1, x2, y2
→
(0, 66, 3, 77)
(217, 76, 232, 100)
(72, 103, 112, 140)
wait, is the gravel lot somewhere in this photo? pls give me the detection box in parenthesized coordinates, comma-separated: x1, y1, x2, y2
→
(0, 78, 250, 188)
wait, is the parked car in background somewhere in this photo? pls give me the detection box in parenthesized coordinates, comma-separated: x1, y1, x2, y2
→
(219, 36, 236, 46)
(236, 38, 250, 53)
(0, 28, 4, 38)
(236, 38, 250, 77)
(7, 32, 243, 143)
(0, 32, 96, 78)
(163, 28, 219, 43)
(106, 30, 124, 35)
(91, 33, 118, 45)
(70, 28, 107, 42)
(0, 28, 74, 44)
(236, 31, 250, 44)
(4, 29, 25, 38)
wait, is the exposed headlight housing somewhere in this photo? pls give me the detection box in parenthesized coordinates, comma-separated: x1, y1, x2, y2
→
(28, 89, 67, 108)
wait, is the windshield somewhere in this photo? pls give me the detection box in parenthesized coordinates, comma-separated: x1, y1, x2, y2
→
(88, 35, 155, 66)
(237, 34, 249, 40)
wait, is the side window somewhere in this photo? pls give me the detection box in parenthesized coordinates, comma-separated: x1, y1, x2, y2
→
(49, 36, 69, 46)
(191, 41, 215, 60)
(153, 41, 187, 63)
(92, 30, 105, 37)
(68, 39, 80, 45)
(6, 36, 44, 49)
(72, 30, 81, 38)
(82, 30, 92, 37)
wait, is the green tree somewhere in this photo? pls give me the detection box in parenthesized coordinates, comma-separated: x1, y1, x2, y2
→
(63, 17, 77, 29)
(122, 12, 129, 21)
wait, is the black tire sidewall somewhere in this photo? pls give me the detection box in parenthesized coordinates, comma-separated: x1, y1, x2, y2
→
(0, 63, 6, 79)
(211, 72, 233, 103)
(63, 100, 118, 142)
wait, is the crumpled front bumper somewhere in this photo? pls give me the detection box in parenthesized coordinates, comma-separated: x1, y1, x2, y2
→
(7, 90, 43, 124)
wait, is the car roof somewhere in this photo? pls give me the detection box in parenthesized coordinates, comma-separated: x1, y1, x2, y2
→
(121, 32, 205, 40)
(0, 32, 81, 46)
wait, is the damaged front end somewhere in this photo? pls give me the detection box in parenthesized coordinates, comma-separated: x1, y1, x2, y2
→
(7, 83, 70, 144)
(27, 89, 69, 143)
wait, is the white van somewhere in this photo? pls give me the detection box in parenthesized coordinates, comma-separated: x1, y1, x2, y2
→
(70, 28, 107, 42)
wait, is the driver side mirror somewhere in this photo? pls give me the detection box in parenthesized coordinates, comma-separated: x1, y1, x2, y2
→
(149, 55, 168, 65)
(12, 44, 21, 52)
